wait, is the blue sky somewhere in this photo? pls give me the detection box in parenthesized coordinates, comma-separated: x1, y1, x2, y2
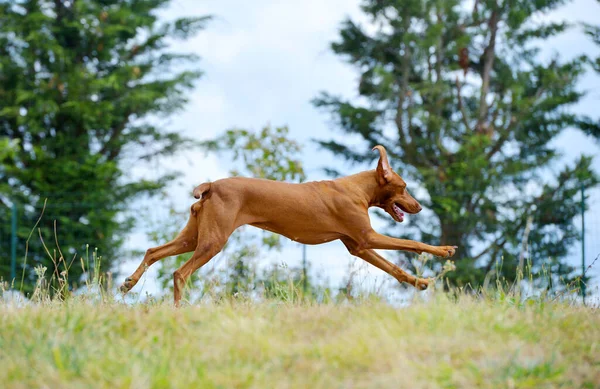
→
(121, 0, 600, 300)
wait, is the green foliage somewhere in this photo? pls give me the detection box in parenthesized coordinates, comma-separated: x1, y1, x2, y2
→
(0, 138, 18, 162)
(259, 262, 334, 303)
(0, 0, 209, 292)
(314, 0, 600, 288)
(0, 138, 18, 203)
(203, 125, 307, 183)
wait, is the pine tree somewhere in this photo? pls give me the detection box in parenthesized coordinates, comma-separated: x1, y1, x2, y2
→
(314, 0, 599, 287)
(0, 0, 209, 292)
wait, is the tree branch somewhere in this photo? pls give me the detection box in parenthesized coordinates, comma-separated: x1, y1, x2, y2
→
(99, 110, 132, 161)
(435, 11, 443, 85)
(517, 216, 534, 274)
(482, 244, 502, 276)
(455, 76, 471, 130)
(486, 81, 545, 161)
(473, 236, 506, 262)
(485, 121, 512, 160)
(480, 198, 535, 272)
(477, 9, 499, 130)
(396, 17, 412, 152)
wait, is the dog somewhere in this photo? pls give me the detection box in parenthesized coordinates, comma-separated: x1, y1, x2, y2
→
(120, 145, 457, 305)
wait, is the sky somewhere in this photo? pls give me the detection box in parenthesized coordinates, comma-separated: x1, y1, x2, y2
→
(120, 0, 600, 301)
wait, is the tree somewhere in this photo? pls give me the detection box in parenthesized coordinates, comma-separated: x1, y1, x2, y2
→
(0, 138, 19, 284)
(151, 125, 307, 298)
(314, 0, 599, 288)
(0, 0, 209, 292)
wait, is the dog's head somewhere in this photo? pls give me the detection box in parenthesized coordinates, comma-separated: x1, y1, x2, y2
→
(371, 145, 422, 223)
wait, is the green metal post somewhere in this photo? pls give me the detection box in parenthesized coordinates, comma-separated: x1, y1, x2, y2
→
(581, 184, 586, 304)
(11, 202, 17, 284)
(302, 245, 307, 294)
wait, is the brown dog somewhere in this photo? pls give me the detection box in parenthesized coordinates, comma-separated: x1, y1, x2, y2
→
(120, 145, 457, 305)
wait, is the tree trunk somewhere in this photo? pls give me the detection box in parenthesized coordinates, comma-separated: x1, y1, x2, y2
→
(439, 218, 469, 260)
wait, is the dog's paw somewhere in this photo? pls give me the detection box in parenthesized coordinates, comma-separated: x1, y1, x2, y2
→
(415, 278, 431, 291)
(119, 277, 135, 294)
(433, 245, 457, 258)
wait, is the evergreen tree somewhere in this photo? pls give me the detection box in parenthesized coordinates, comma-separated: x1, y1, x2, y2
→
(314, 0, 599, 287)
(0, 0, 209, 292)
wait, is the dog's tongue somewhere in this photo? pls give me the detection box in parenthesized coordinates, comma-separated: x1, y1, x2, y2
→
(393, 204, 404, 222)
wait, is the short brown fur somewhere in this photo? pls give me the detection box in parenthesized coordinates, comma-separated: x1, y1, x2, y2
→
(120, 145, 457, 305)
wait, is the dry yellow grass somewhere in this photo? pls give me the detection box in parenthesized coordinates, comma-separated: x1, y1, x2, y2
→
(1, 294, 599, 389)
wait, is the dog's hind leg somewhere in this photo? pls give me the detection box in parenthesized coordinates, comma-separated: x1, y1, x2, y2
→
(172, 235, 229, 306)
(120, 204, 200, 294)
(172, 198, 240, 306)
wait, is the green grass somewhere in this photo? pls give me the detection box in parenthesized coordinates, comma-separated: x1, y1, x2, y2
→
(1, 294, 599, 389)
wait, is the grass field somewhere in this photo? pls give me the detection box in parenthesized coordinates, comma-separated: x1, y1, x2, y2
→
(1, 292, 599, 389)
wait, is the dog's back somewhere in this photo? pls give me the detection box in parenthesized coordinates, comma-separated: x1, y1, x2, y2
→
(194, 176, 358, 243)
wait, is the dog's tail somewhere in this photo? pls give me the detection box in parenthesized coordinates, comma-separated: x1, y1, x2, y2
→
(193, 182, 211, 200)
(191, 182, 211, 217)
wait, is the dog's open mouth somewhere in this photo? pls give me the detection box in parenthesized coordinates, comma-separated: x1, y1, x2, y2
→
(392, 203, 404, 222)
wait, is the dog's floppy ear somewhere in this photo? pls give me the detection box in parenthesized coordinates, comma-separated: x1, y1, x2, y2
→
(193, 182, 211, 199)
(372, 145, 393, 185)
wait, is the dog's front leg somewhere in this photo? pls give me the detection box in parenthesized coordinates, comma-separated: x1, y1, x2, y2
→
(363, 231, 457, 258)
(342, 239, 430, 290)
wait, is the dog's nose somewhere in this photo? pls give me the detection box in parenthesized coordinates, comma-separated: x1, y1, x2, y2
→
(416, 204, 422, 212)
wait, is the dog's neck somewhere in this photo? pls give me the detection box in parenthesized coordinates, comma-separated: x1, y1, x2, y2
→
(338, 170, 382, 207)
